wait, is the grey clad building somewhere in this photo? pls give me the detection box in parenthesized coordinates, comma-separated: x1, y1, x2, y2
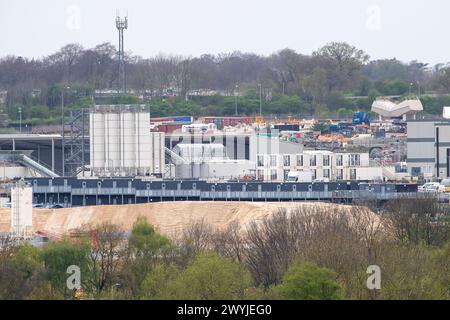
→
(407, 119, 450, 179)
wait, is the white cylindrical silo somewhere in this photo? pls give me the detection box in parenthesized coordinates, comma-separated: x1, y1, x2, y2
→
(121, 111, 136, 173)
(105, 112, 121, 174)
(136, 112, 152, 175)
(150, 131, 165, 175)
(90, 106, 162, 177)
(89, 112, 105, 175)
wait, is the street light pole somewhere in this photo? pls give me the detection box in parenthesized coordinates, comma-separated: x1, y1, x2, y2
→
(61, 89, 65, 177)
(61, 86, 70, 177)
(18, 107, 22, 132)
(258, 83, 262, 116)
(234, 84, 239, 116)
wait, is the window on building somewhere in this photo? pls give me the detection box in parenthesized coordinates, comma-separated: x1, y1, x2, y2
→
(297, 155, 303, 166)
(323, 169, 330, 178)
(411, 167, 421, 177)
(310, 155, 316, 166)
(355, 154, 360, 166)
(350, 168, 357, 180)
(337, 169, 344, 180)
(284, 169, 290, 180)
(270, 155, 277, 167)
(283, 155, 290, 167)
(257, 169, 264, 180)
(336, 155, 343, 166)
(311, 169, 317, 180)
(350, 154, 360, 166)
(257, 155, 264, 167)
(270, 169, 277, 181)
(323, 155, 330, 166)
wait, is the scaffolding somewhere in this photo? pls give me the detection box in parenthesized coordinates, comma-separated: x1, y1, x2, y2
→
(63, 109, 88, 177)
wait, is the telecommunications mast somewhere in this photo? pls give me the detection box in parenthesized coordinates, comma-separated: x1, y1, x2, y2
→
(116, 15, 128, 94)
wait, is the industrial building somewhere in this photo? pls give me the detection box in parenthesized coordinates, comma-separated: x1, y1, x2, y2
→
(165, 128, 302, 163)
(171, 143, 255, 180)
(407, 119, 450, 179)
(256, 151, 384, 182)
(0, 114, 304, 181)
(164, 128, 303, 179)
(0, 134, 63, 174)
(0, 100, 440, 210)
(25, 177, 418, 207)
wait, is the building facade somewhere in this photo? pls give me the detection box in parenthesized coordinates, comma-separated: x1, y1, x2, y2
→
(256, 151, 382, 182)
(407, 120, 450, 179)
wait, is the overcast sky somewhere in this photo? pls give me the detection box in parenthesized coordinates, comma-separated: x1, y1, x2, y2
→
(0, 0, 449, 65)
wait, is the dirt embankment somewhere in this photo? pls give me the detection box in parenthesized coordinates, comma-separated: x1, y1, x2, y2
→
(0, 201, 377, 238)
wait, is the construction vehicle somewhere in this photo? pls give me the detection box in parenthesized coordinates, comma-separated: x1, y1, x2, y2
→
(352, 112, 371, 126)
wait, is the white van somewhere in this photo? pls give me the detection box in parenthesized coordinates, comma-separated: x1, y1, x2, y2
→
(418, 182, 440, 193)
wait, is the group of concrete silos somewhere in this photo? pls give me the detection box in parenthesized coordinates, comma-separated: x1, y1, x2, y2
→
(89, 106, 164, 177)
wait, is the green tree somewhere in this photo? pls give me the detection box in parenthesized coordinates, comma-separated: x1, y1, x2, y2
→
(313, 42, 369, 91)
(431, 67, 450, 93)
(302, 67, 329, 104)
(29, 105, 50, 119)
(274, 261, 344, 300)
(356, 77, 372, 96)
(140, 263, 181, 299)
(167, 252, 252, 300)
(40, 239, 90, 296)
(375, 244, 441, 300)
(12, 244, 42, 278)
(129, 217, 171, 258)
(0, 244, 47, 300)
(121, 218, 171, 297)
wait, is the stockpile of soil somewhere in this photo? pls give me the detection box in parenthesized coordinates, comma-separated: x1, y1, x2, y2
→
(0, 202, 378, 238)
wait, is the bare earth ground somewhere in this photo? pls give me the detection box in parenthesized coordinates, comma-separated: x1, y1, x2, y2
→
(0, 201, 377, 238)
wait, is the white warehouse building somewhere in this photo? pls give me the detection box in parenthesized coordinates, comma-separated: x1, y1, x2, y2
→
(407, 119, 450, 179)
(256, 151, 383, 182)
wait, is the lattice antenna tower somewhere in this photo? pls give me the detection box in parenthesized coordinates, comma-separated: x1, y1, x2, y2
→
(116, 14, 128, 94)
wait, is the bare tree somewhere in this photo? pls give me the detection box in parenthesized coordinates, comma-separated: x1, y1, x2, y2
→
(211, 221, 245, 263)
(173, 219, 214, 267)
(384, 195, 450, 247)
(81, 223, 126, 294)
